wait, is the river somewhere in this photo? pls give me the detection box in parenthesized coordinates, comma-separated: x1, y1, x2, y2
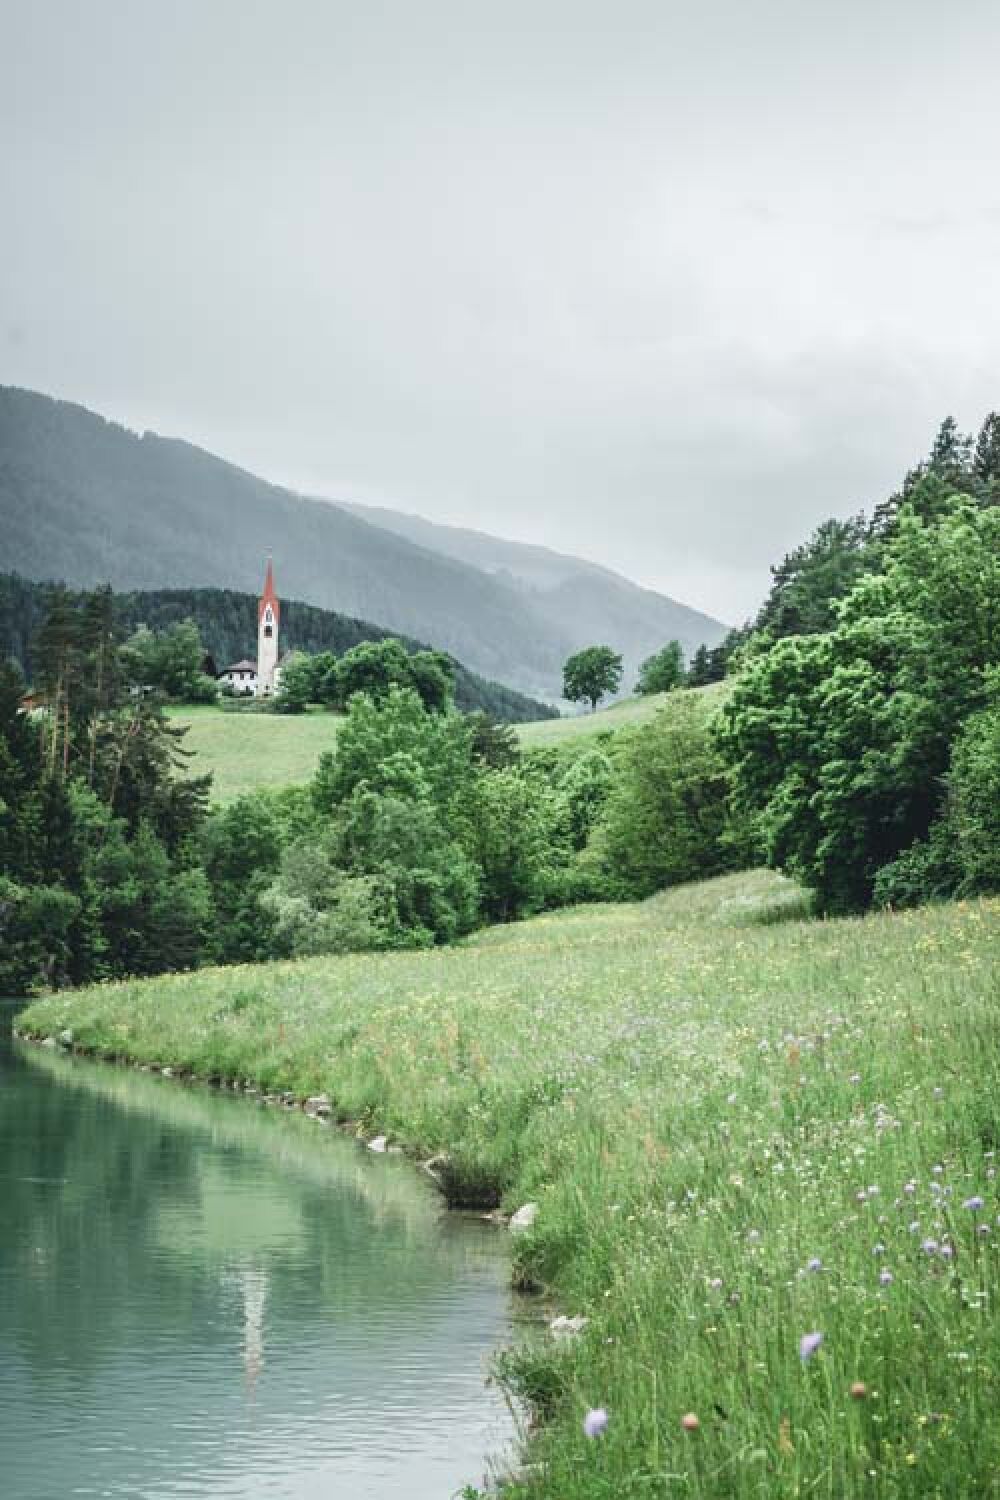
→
(0, 1002, 517, 1499)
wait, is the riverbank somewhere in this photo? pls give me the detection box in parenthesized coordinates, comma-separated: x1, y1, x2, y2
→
(18, 871, 1000, 1498)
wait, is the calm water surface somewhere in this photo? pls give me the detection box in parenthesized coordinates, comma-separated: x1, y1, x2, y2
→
(0, 1004, 517, 1499)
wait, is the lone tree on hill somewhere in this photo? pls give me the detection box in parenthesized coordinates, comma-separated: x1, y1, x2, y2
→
(562, 645, 623, 712)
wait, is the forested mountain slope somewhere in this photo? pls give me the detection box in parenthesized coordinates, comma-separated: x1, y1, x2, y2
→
(0, 574, 556, 722)
(0, 387, 725, 697)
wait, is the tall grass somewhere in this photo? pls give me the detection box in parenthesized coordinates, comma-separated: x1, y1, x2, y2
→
(19, 870, 1000, 1497)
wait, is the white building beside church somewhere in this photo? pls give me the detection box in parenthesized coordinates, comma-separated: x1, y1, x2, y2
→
(218, 561, 286, 698)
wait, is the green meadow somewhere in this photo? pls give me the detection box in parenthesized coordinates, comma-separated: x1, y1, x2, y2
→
(169, 685, 730, 802)
(20, 870, 1000, 1498)
(166, 704, 345, 803)
(515, 687, 727, 750)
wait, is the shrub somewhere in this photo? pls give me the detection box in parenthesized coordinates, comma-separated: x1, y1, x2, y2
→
(949, 701, 1000, 895)
(594, 692, 736, 897)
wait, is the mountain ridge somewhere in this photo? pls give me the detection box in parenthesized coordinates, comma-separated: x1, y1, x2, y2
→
(0, 385, 727, 698)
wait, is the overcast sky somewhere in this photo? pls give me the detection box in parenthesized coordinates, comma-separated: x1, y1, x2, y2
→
(3, 1, 999, 619)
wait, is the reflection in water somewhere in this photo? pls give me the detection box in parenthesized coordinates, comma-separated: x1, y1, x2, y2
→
(0, 1006, 517, 1499)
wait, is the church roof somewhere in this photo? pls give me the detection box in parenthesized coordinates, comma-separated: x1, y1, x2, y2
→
(258, 558, 281, 625)
(222, 659, 257, 674)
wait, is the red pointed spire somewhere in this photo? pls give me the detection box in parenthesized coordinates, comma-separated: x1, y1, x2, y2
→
(258, 557, 280, 625)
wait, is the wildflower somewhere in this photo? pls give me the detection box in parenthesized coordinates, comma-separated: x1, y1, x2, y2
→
(708, 1277, 723, 1291)
(932, 1164, 943, 1176)
(849, 1073, 861, 1084)
(806, 1256, 822, 1273)
(680, 1412, 700, 1431)
(850, 1381, 868, 1400)
(908, 1221, 920, 1233)
(880, 1269, 894, 1285)
(872, 1243, 886, 1256)
(799, 1332, 823, 1361)
(963, 1196, 985, 1212)
(747, 1229, 761, 1243)
(583, 1408, 609, 1439)
(940, 1243, 954, 1259)
(921, 1238, 939, 1255)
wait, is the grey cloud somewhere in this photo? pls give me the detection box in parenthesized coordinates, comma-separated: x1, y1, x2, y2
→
(2, 0, 999, 618)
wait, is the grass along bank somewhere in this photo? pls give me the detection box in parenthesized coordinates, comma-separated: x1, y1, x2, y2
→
(19, 871, 1000, 1498)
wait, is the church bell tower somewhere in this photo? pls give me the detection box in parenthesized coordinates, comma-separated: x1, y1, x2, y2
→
(257, 558, 280, 694)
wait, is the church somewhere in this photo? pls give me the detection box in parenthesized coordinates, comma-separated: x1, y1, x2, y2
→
(217, 560, 287, 698)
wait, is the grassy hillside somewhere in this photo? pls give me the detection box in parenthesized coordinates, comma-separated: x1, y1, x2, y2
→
(167, 706, 345, 804)
(0, 386, 726, 698)
(19, 872, 1000, 1497)
(516, 681, 729, 749)
(171, 686, 730, 802)
(170, 685, 728, 803)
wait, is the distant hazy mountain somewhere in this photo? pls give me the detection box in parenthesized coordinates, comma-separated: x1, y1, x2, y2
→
(0, 386, 726, 698)
(340, 502, 730, 682)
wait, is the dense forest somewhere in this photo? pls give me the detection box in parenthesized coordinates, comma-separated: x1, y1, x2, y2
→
(1, 413, 997, 995)
(0, 385, 726, 697)
(0, 575, 557, 723)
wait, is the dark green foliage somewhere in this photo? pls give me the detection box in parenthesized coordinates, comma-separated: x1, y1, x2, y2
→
(723, 501, 1000, 912)
(593, 693, 736, 898)
(328, 638, 455, 713)
(284, 689, 481, 950)
(457, 768, 567, 923)
(120, 619, 217, 703)
(199, 795, 285, 961)
(870, 413, 999, 538)
(1, 573, 556, 723)
(635, 639, 685, 694)
(686, 625, 752, 685)
(562, 645, 623, 712)
(0, 877, 80, 994)
(947, 700, 1000, 894)
(467, 712, 521, 769)
(0, 592, 215, 991)
(754, 515, 871, 641)
(273, 651, 315, 713)
(871, 830, 960, 911)
(557, 749, 613, 851)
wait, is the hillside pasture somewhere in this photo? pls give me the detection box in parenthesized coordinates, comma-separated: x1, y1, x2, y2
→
(167, 704, 343, 803)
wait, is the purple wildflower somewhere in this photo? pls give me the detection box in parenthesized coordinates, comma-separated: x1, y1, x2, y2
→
(921, 1238, 939, 1255)
(963, 1196, 985, 1212)
(807, 1257, 823, 1273)
(583, 1408, 609, 1439)
(879, 1269, 894, 1286)
(799, 1332, 824, 1362)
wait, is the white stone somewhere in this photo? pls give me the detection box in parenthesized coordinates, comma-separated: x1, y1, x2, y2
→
(550, 1314, 588, 1337)
(509, 1202, 539, 1233)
